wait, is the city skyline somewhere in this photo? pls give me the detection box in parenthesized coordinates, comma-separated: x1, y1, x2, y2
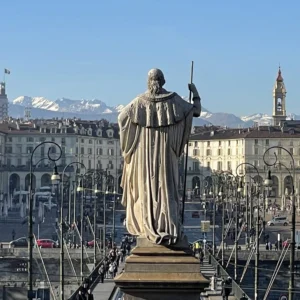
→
(1, 1, 300, 116)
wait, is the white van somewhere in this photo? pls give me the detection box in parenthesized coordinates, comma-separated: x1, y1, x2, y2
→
(267, 216, 289, 226)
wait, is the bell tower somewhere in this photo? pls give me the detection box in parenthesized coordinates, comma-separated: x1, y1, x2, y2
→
(0, 82, 8, 121)
(272, 67, 287, 126)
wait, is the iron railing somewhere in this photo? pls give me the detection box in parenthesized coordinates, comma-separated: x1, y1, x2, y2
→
(209, 253, 251, 300)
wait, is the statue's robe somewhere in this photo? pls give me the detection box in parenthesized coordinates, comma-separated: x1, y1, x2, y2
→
(118, 90, 197, 245)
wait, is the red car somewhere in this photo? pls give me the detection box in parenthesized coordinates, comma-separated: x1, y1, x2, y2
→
(36, 239, 58, 248)
(87, 239, 102, 248)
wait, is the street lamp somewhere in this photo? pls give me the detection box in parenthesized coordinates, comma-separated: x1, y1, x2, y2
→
(94, 186, 101, 266)
(263, 146, 295, 300)
(76, 176, 85, 282)
(60, 162, 86, 300)
(236, 162, 261, 300)
(112, 189, 117, 245)
(210, 174, 219, 255)
(218, 185, 226, 266)
(264, 170, 273, 234)
(28, 142, 62, 300)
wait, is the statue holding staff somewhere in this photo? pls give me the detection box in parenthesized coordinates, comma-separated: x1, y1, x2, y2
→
(118, 68, 201, 245)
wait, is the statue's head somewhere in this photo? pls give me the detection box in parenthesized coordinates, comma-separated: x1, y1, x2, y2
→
(147, 68, 165, 95)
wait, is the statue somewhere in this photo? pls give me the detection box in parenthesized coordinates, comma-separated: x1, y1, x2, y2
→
(118, 68, 201, 245)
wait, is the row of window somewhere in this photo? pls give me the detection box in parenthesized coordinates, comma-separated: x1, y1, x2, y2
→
(5, 146, 120, 156)
(3, 158, 123, 170)
(6, 137, 117, 144)
(191, 140, 243, 147)
(190, 159, 300, 173)
(76, 148, 120, 156)
(253, 147, 296, 155)
(193, 139, 298, 149)
(193, 148, 241, 156)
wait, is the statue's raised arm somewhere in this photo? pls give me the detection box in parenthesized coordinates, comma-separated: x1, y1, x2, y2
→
(119, 68, 202, 245)
(188, 82, 201, 117)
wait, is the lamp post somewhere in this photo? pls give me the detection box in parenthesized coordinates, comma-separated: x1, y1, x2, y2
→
(51, 166, 61, 298)
(263, 146, 295, 300)
(218, 171, 241, 281)
(236, 162, 261, 300)
(112, 189, 116, 245)
(28, 142, 62, 300)
(264, 171, 273, 239)
(61, 162, 86, 299)
(218, 186, 225, 266)
(77, 175, 85, 282)
(94, 185, 101, 266)
(235, 178, 243, 281)
(68, 178, 72, 225)
(211, 174, 219, 256)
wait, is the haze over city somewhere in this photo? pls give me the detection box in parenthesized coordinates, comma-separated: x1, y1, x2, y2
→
(1, 0, 300, 116)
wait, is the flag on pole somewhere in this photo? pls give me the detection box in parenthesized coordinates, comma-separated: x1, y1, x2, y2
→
(4, 69, 10, 74)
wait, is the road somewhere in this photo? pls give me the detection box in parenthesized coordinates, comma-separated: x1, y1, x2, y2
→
(0, 207, 58, 242)
(2, 200, 295, 248)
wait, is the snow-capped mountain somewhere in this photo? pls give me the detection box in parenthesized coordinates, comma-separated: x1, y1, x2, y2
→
(13, 96, 117, 115)
(10, 95, 298, 128)
(241, 113, 273, 126)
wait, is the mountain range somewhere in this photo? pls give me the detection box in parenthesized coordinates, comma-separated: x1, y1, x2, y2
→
(8, 96, 300, 127)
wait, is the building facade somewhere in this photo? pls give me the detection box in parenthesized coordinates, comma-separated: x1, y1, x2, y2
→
(0, 118, 123, 196)
(185, 68, 299, 204)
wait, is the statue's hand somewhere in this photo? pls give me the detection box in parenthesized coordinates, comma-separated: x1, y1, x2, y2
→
(188, 83, 199, 97)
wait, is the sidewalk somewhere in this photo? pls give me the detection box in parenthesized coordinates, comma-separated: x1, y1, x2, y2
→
(92, 260, 125, 300)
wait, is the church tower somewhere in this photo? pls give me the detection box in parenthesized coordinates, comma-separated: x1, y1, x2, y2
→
(0, 82, 8, 120)
(272, 67, 287, 126)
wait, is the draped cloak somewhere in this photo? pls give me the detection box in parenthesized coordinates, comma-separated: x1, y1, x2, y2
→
(118, 91, 196, 245)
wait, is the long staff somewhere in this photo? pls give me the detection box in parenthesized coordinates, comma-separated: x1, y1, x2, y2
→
(182, 61, 194, 224)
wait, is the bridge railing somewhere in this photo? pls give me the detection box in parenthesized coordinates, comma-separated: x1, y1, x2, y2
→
(68, 257, 104, 300)
(209, 254, 251, 300)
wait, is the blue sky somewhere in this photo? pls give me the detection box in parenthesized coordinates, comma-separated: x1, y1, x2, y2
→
(1, 0, 300, 116)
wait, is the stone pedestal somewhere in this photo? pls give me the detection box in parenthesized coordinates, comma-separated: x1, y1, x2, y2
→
(114, 237, 209, 300)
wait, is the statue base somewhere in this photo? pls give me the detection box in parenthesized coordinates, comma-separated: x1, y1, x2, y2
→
(114, 237, 209, 300)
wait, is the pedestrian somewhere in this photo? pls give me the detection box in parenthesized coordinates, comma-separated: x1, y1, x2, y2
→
(87, 289, 94, 300)
(210, 273, 217, 291)
(116, 251, 120, 267)
(265, 242, 269, 251)
(12, 229, 15, 240)
(98, 264, 105, 283)
(76, 290, 86, 300)
(109, 263, 114, 279)
(268, 241, 272, 251)
(118, 249, 124, 263)
(113, 261, 118, 277)
(200, 250, 204, 265)
(221, 277, 232, 300)
(103, 259, 108, 279)
(275, 241, 278, 251)
(126, 243, 131, 255)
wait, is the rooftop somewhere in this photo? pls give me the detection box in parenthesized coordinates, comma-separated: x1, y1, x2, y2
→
(190, 121, 300, 140)
(0, 117, 119, 138)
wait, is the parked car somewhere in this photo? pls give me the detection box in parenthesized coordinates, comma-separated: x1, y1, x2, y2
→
(9, 237, 28, 248)
(87, 239, 101, 248)
(267, 216, 289, 226)
(36, 239, 58, 248)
